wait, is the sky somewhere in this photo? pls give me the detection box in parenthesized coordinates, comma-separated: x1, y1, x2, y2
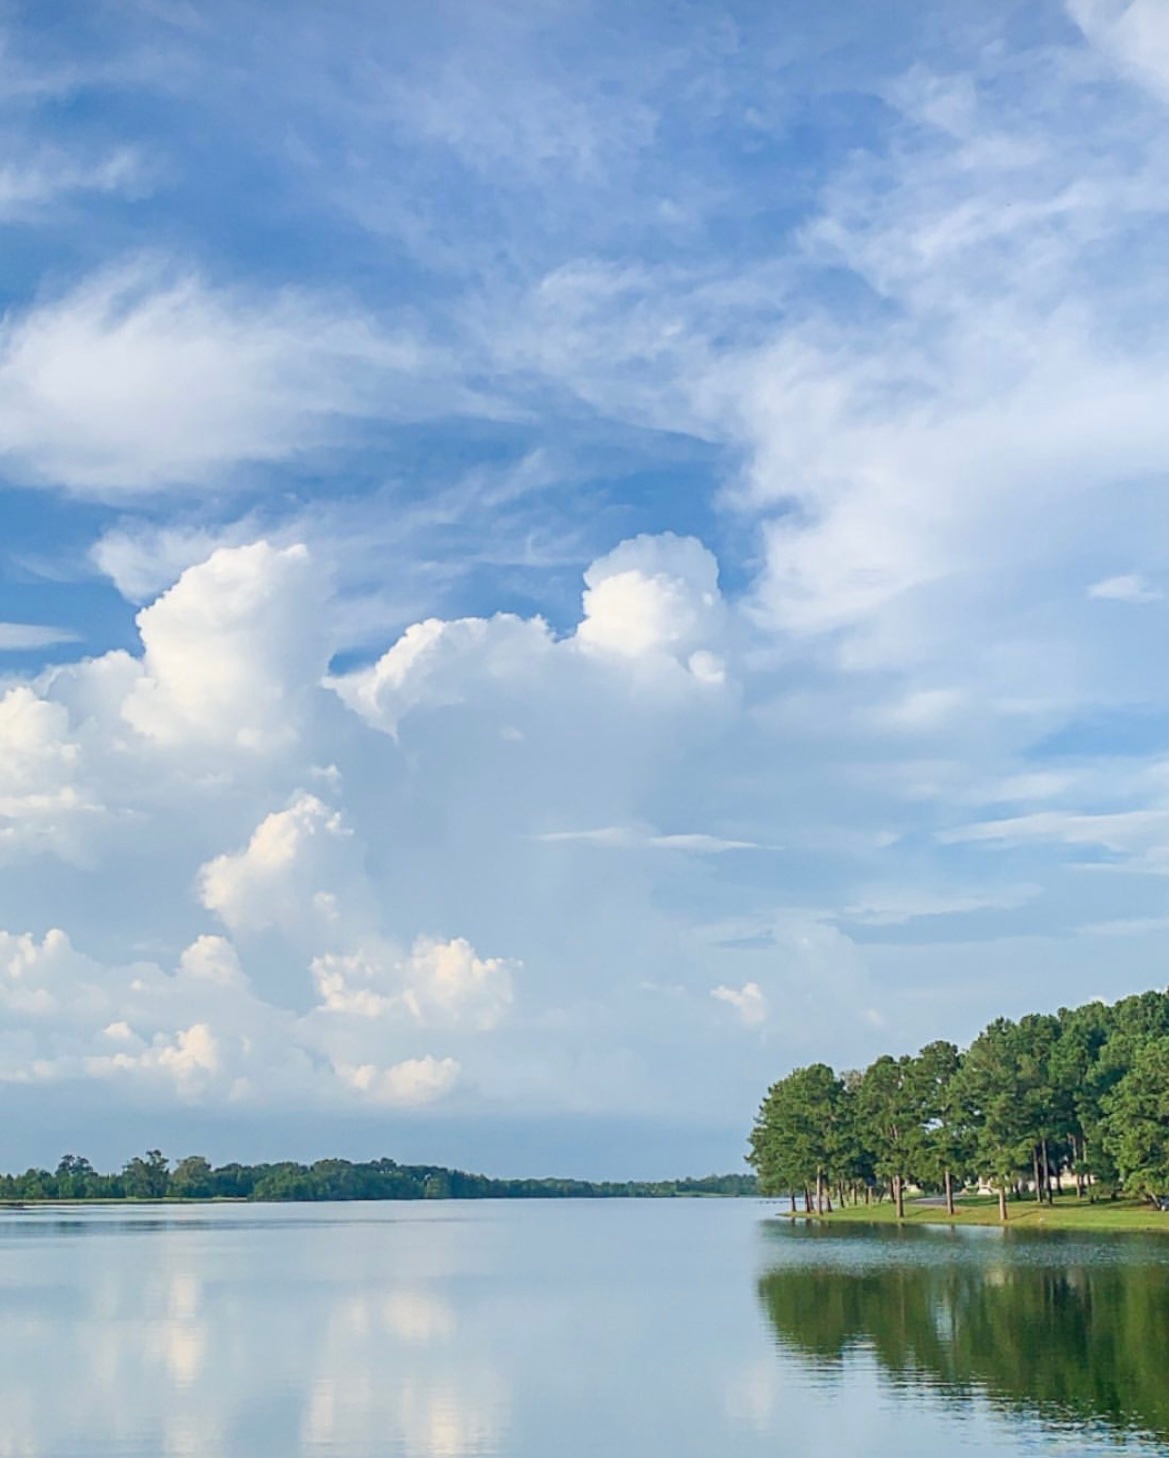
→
(0, 0, 1165, 1178)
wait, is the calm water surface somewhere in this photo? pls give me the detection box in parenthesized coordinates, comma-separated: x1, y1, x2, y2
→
(0, 1199, 1164, 1456)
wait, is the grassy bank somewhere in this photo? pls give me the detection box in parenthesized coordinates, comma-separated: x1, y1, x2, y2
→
(772, 1192, 1169, 1234)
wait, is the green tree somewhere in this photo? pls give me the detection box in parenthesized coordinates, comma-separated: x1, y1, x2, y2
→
(1053, 999, 1112, 1196)
(1014, 1013, 1063, 1203)
(1101, 1035, 1169, 1201)
(856, 1054, 917, 1218)
(121, 1149, 170, 1199)
(955, 1019, 1030, 1221)
(748, 1064, 844, 1212)
(54, 1154, 101, 1199)
(169, 1155, 214, 1199)
(907, 1041, 966, 1214)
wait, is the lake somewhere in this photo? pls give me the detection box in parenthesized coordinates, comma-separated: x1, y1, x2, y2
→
(0, 1199, 1164, 1456)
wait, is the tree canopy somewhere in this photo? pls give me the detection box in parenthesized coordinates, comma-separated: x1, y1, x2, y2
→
(748, 990, 1167, 1218)
(0, 1156, 756, 1204)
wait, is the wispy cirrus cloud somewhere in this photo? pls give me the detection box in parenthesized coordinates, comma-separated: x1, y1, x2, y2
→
(0, 260, 493, 496)
(1066, 0, 1169, 99)
(939, 808, 1167, 865)
(1088, 573, 1162, 603)
(0, 146, 150, 222)
(0, 623, 80, 650)
(536, 825, 765, 854)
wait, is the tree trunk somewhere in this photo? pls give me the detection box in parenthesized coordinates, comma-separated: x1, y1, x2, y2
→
(804, 1185, 812, 1215)
(998, 1184, 1008, 1222)
(944, 1168, 955, 1217)
(789, 1192, 796, 1214)
(1041, 1138, 1053, 1204)
(815, 1169, 824, 1215)
(1032, 1148, 1043, 1203)
(894, 1174, 905, 1220)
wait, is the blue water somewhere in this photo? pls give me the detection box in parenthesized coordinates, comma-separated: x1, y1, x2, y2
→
(0, 1200, 1162, 1456)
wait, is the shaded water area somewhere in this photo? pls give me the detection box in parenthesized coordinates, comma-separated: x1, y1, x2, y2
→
(0, 1199, 1163, 1455)
(757, 1219, 1168, 1448)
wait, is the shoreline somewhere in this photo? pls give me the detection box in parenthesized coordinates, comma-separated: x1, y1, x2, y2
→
(768, 1193, 1169, 1234)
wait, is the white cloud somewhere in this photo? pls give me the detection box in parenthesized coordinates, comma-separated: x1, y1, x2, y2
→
(0, 924, 469, 1110)
(0, 146, 148, 221)
(122, 541, 327, 751)
(1087, 572, 1162, 603)
(0, 623, 81, 650)
(1, 521, 1162, 1131)
(311, 937, 515, 1031)
(939, 808, 1167, 861)
(870, 688, 965, 732)
(85, 1022, 225, 1097)
(91, 520, 260, 602)
(1066, 0, 1169, 99)
(0, 539, 335, 868)
(576, 533, 724, 665)
(334, 1055, 460, 1107)
(199, 792, 351, 935)
(0, 3, 1165, 1168)
(0, 261, 459, 495)
(0, 686, 94, 862)
(177, 935, 247, 988)
(332, 531, 730, 749)
(332, 613, 556, 740)
(743, 321, 1165, 659)
(0, 926, 91, 1019)
(711, 981, 767, 1026)
(536, 825, 759, 853)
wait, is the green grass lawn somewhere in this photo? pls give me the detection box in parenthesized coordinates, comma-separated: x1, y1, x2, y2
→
(771, 1192, 1169, 1233)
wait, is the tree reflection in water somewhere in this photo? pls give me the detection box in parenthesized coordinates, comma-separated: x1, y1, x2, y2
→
(757, 1223, 1168, 1443)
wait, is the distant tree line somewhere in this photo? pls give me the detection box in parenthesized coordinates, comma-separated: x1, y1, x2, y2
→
(748, 990, 1168, 1220)
(0, 1152, 757, 1203)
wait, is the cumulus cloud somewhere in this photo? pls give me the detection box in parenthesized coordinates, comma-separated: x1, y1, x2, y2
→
(0, 687, 94, 862)
(333, 613, 556, 739)
(711, 981, 767, 1026)
(334, 1055, 460, 1107)
(122, 541, 328, 751)
(332, 532, 730, 747)
(0, 925, 470, 1109)
(0, 541, 335, 867)
(91, 520, 261, 603)
(576, 533, 725, 668)
(85, 1022, 225, 1097)
(312, 937, 514, 1031)
(199, 792, 351, 935)
(0, 515, 1163, 1132)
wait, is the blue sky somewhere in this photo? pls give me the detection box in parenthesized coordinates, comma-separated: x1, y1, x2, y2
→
(0, 0, 1165, 1176)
